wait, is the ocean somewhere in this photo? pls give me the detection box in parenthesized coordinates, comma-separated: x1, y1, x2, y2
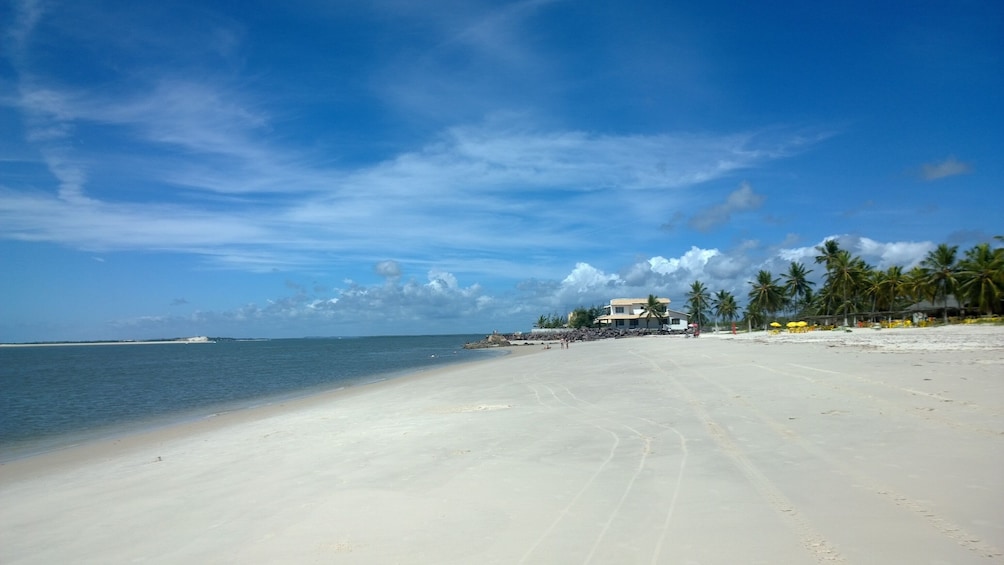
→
(0, 334, 497, 461)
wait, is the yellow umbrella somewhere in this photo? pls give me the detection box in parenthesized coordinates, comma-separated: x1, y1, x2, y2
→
(770, 322, 781, 327)
(786, 321, 797, 328)
(797, 321, 808, 327)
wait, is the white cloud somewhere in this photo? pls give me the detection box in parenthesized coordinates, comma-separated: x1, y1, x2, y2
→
(688, 181, 765, 232)
(91, 233, 948, 339)
(649, 246, 720, 275)
(777, 235, 935, 273)
(560, 263, 622, 293)
(920, 156, 972, 180)
(847, 236, 934, 269)
(375, 260, 402, 278)
(1, 3, 820, 271)
(1, 109, 814, 271)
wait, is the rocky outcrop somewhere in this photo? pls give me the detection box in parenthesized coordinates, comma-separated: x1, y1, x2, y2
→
(465, 327, 670, 349)
(463, 333, 512, 349)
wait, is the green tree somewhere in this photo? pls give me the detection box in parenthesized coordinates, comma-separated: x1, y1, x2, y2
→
(534, 313, 567, 328)
(875, 265, 909, 320)
(712, 290, 739, 330)
(956, 243, 1004, 315)
(685, 281, 711, 328)
(826, 250, 869, 326)
(568, 307, 592, 328)
(782, 261, 814, 317)
(747, 270, 785, 328)
(920, 243, 960, 324)
(905, 266, 932, 313)
(641, 294, 667, 329)
(814, 239, 842, 273)
(813, 239, 844, 316)
(743, 303, 765, 332)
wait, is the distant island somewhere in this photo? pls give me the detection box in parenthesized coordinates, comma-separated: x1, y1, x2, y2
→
(0, 336, 217, 347)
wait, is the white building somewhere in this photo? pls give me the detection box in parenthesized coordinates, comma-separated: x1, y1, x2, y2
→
(595, 298, 688, 331)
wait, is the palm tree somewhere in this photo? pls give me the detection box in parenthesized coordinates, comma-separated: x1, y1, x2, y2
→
(686, 281, 711, 328)
(814, 239, 842, 273)
(640, 294, 667, 329)
(743, 303, 765, 332)
(956, 243, 1004, 316)
(920, 243, 959, 324)
(863, 269, 884, 319)
(813, 239, 844, 317)
(712, 290, 739, 331)
(747, 270, 785, 328)
(782, 261, 814, 317)
(827, 250, 869, 326)
(906, 266, 932, 308)
(875, 265, 908, 321)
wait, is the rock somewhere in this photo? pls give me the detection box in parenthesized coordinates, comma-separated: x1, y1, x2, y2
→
(463, 333, 512, 349)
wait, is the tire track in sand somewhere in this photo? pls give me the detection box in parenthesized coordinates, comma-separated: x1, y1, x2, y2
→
(633, 350, 845, 564)
(541, 380, 688, 565)
(514, 370, 688, 565)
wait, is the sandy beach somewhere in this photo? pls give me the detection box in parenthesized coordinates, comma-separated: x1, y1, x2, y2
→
(2, 325, 1002, 564)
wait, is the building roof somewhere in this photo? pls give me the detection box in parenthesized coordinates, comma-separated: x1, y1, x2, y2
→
(596, 308, 687, 321)
(609, 297, 670, 306)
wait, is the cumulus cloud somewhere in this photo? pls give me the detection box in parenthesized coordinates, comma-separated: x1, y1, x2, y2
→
(920, 156, 972, 181)
(845, 236, 934, 269)
(688, 181, 765, 232)
(778, 235, 935, 273)
(560, 263, 622, 293)
(96, 232, 948, 340)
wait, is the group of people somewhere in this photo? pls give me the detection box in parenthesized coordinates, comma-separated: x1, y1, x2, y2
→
(544, 337, 572, 349)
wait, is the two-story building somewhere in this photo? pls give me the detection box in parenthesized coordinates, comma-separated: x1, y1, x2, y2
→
(595, 297, 689, 331)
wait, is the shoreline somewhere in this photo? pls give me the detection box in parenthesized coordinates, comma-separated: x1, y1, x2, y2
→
(2, 328, 1001, 563)
(0, 343, 535, 468)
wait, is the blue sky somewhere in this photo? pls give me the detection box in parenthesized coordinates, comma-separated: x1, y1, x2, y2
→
(1, 0, 1001, 341)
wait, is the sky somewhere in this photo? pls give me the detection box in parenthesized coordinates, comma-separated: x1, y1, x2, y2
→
(1, 0, 1002, 342)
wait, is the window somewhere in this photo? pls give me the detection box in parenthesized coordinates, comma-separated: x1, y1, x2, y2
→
(615, 319, 625, 327)
(629, 319, 638, 327)
(671, 318, 681, 325)
(614, 306, 625, 314)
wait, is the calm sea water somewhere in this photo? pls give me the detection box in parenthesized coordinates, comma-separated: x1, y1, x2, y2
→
(0, 335, 496, 460)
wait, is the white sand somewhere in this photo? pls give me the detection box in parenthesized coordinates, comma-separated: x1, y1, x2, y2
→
(709, 323, 1004, 351)
(2, 326, 1002, 564)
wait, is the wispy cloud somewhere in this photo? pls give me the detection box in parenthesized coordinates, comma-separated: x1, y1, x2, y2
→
(1, 0, 820, 277)
(1, 95, 815, 270)
(920, 156, 972, 180)
(4, 0, 44, 60)
(688, 181, 765, 232)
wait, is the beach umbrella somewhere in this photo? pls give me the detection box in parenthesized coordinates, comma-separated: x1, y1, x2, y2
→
(786, 321, 797, 328)
(770, 322, 781, 327)
(797, 321, 808, 327)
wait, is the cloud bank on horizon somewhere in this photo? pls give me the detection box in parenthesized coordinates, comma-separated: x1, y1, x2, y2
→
(1, 0, 1001, 341)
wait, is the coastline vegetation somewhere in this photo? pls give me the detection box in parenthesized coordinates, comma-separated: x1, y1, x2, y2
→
(704, 237, 1004, 330)
(535, 237, 1003, 331)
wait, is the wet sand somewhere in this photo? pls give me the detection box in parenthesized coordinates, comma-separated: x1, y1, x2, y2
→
(2, 325, 1002, 563)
